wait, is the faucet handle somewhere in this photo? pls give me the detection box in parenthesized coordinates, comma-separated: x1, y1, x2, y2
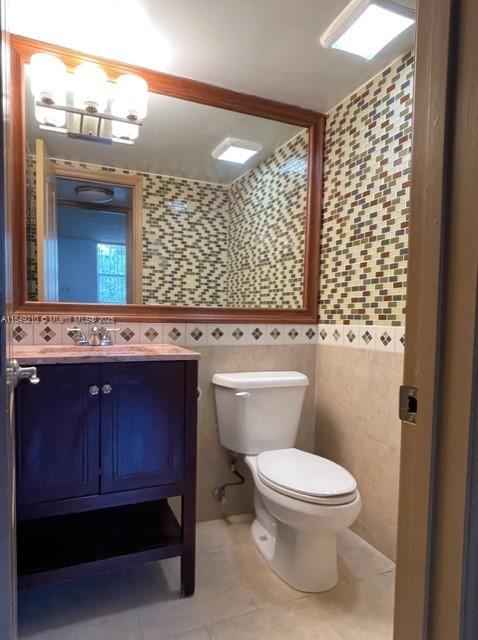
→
(98, 326, 120, 346)
(66, 327, 88, 346)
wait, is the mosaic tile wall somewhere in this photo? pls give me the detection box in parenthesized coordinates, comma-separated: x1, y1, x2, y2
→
(140, 174, 229, 306)
(319, 52, 414, 326)
(227, 130, 308, 308)
(26, 131, 308, 308)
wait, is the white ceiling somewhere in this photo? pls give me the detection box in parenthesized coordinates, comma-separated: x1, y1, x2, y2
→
(11, 0, 416, 114)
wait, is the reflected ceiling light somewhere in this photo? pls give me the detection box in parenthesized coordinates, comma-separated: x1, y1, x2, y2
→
(29, 53, 149, 145)
(320, 0, 415, 60)
(73, 62, 108, 113)
(212, 138, 263, 164)
(75, 185, 114, 204)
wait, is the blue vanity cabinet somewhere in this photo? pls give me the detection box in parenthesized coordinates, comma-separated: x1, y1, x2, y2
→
(16, 364, 101, 506)
(99, 361, 185, 493)
(15, 356, 198, 596)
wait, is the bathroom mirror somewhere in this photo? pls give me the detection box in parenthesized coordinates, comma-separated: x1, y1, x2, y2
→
(12, 37, 324, 322)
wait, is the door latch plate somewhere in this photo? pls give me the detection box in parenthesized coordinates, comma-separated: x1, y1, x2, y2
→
(399, 385, 418, 424)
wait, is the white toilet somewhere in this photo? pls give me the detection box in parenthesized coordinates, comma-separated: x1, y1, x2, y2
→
(212, 371, 361, 593)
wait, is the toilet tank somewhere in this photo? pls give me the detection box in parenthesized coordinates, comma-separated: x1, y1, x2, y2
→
(212, 371, 309, 455)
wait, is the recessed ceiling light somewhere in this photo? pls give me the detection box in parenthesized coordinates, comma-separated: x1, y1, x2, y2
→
(75, 185, 114, 204)
(320, 0, 415, 60)
(211, 138, 263, 164)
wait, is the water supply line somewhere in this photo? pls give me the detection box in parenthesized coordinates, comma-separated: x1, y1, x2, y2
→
(213, 452, 245, 503)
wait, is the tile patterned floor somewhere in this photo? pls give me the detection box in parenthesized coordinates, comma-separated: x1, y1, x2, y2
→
(18, 517, 395, 640)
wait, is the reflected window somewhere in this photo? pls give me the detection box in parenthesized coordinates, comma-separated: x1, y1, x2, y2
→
(97, 243, 126, 304)
(55, 177, 132, 303)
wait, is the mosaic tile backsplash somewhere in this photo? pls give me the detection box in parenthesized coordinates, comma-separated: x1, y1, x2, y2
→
(26, 130, 308, 309)
(319, 52, 414, 326)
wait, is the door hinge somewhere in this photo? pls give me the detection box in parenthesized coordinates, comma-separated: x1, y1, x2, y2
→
(399, 385, 418, 424)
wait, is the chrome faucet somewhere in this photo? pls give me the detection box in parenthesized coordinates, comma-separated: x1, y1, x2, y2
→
(67, 325, 119, 346)
(66, 326, 88, 346)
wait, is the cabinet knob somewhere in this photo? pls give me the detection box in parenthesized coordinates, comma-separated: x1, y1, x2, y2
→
(102, 384, 113, 395)
(89, 385, 100, 396)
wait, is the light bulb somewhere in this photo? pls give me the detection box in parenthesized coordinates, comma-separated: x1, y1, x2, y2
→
(113, 73, 148, 121)
(35, 105, 66, 128)
(73, 62, 108, 113)
(111, 99, 140, 140)
(30, 53, 66, 106)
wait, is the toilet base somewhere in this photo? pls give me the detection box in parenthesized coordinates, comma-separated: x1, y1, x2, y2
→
(250, 516, 339, 593)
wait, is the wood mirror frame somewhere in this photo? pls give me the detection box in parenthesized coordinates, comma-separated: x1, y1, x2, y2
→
(10, 35, 324, 323)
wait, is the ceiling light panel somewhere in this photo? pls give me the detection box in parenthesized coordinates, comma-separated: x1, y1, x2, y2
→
(211, 138, 263, 164)
(320, 0, 415, 60)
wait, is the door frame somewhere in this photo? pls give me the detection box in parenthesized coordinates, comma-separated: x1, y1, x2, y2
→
(0, 1, 17, 638)
(51, 166, 144, 305)
(394, 0, 478, 637)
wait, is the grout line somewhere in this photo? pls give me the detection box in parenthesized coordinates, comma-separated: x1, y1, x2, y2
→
(205, 594, 311, 635)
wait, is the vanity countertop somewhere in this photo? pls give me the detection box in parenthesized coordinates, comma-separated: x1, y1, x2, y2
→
(12, 344, 201, 365)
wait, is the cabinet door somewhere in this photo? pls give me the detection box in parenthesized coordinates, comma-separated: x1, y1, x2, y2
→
(100, 362, 185, 493)
(16, 364, 100, 505)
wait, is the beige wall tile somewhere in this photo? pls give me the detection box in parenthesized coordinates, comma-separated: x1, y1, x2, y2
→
(315, 345, 403, 560)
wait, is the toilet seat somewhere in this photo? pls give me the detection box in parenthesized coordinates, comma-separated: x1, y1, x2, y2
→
(257, 448, 357, 506)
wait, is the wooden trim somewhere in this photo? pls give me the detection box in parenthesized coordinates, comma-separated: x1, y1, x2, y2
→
(427, 0, 478, 635)
(10, 35, 323, 324)
(11, 35, 322, 126)
(35, 138, 46, 300)
(50, 166, 143, 305)
(1, 7, 19, 639)
(393, 0, 454, 637)
(394, 0, 478, 636)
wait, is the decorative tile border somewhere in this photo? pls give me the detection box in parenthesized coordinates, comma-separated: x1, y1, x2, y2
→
(11, 321, 401, 352)
(318, 324, 404, 353)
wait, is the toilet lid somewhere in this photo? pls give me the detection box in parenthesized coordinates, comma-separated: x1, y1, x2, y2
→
(257, 448, 357, 504)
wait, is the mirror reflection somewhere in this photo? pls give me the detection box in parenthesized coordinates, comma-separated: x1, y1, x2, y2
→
(25, 60, 309, 309)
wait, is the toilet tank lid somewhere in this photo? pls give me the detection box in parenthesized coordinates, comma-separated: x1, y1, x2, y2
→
(212, 371, 309, 389)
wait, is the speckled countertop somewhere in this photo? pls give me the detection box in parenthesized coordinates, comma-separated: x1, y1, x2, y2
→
(12, 344, 201, 365)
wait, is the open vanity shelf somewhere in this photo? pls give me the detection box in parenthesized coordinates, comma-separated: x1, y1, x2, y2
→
(13, 346, 199, 596)
(18, 500, 182, 587)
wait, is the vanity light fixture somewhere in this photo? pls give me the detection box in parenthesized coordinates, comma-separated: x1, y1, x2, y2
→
(320, 0, 415, 60)
(29, 54, 148, 145)
(211, 138, 263, 164)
